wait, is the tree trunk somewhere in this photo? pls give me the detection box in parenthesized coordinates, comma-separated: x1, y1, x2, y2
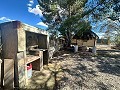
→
(67, 37, 71, 47)
(67, 4, 72, 47)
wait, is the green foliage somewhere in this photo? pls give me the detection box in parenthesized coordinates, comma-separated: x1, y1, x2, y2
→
(58, 19, 91, 39)
(99, 19, 120, 46)
(85, 0, 120, 22)
(38, 0, 93, 46)
(112, 29, 120, 46)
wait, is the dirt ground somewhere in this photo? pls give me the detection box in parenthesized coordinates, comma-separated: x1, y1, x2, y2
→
(25, 45, 120, 90)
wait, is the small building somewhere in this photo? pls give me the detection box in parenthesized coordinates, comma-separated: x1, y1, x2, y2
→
(72, 30, 98, 47)
(0, 21, 49, 89)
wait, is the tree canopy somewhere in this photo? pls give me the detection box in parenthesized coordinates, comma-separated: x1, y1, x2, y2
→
(37, 0, 91, 46)
(85, 0, 120, 22)
(37, 0, 120, 46)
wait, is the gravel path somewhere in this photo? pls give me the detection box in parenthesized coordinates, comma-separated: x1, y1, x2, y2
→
(25, 45, 120, 90)
(52, 47, 120, 90)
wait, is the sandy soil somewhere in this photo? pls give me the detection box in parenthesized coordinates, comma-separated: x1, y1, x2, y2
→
(53, 45, 120, 90)
(24, 45, 120, 90)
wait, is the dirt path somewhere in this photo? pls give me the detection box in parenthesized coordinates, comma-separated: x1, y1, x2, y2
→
(52, 47, 120, 90)
(25, 45, 120, 90)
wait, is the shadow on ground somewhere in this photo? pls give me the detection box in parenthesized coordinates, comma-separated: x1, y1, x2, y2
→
(20, 48, 120, 90)
(54, 49, 120, 89)
(96, 49, 120, 76)
(20, 63, 63, 90)
(97, 49, 120, 58)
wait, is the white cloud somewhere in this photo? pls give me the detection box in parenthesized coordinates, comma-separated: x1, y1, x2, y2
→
(27, 0, 34, 7)
(29, 0, 34, 4)
(27, 3, 32, 7)
(37, 22, 48, 28)
(28, 7, 32, 11)
(0, 17, 13, 22)
(28, 5, 43, 17)
(27, 0, 48, 29)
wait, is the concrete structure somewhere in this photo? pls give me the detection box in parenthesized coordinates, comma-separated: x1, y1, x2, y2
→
(0, 21, 49, 89)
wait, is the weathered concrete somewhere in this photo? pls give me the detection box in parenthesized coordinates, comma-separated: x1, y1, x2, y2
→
(0, 21, 49, 89)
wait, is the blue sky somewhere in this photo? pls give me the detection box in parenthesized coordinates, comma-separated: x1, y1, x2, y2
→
(0, 0, 48, 30)
(0, 0, 112, 38)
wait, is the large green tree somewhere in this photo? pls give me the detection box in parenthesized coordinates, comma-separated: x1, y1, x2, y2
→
(37, 0, 90, 47)
(85, 0, 120, 45)
(37, 0, 120, 46)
